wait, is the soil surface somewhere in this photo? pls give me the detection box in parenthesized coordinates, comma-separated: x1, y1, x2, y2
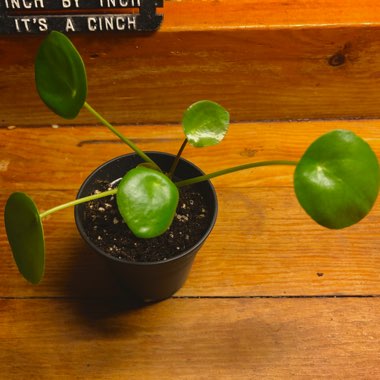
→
(82, 181, 212, 263)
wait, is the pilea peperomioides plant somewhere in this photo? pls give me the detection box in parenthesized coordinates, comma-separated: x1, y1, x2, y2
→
(4, 31, 380, 284)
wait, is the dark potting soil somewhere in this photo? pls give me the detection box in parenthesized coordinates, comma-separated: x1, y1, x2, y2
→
(82, 182, 212, 263)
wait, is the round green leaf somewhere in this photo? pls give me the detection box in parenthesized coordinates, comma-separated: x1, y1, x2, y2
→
(35, 31, 87, 119)
(183, 100, 230, 147)
(294, 130, 380, 229)
(4, 193, 45, 284)
(116, 167, 179, 238)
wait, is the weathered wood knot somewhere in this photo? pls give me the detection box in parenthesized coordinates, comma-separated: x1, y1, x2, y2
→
(328, 53, 346, 67)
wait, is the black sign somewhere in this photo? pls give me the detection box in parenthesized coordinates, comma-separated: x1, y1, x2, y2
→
(0, 0, 163, 34)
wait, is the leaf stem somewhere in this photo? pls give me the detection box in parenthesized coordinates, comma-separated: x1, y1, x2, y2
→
(39, 189, 117, 219)
(167, 138, 188, 178)
(175, 160, 298, 188)
(84, 102, 160, 171)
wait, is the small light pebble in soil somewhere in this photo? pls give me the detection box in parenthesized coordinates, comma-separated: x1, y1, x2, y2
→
(82, 181, 212, 263)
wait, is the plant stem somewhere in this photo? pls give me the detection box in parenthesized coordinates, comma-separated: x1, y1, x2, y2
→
(39, 189, 117, 219)
(84, 102, 160, 171)
(167, 138, 188, 178)
(175, 160, 298, 188)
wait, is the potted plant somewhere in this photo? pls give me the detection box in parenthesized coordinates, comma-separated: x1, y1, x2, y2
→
(4, 31, 380, 302)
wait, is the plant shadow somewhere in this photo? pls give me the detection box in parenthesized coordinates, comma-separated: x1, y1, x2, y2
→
(62, 240, 154, 324)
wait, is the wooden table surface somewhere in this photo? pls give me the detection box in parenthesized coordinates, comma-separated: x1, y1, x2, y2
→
(1, 119, 379, 379)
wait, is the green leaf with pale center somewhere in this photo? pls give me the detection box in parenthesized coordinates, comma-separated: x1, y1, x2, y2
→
(183, 100, 230, 147)
(294, 129, 380, 229)
(35, 31, 87, 119)
(4, 193, 45, 284)
(116, 167, 179, 238)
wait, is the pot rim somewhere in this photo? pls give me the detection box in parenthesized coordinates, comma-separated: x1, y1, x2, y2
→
(74, 151, 218, 266)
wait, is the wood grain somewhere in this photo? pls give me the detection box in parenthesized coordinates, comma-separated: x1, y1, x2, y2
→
(0, 298, 379, 379)
(2, 2, 380, 126)
(163, 0, 380, 31)
(1, 121, 380, 298)
(2, 187, 380, 298)
(2, 119, 380, 191)
(1, 117, 379, 376)
(2, 4, 380, 374)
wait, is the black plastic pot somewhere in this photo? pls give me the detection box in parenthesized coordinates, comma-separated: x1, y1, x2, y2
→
(74, 152, 218, 303)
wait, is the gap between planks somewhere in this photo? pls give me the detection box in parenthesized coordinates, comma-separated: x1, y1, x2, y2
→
(1, 295, 379, 300)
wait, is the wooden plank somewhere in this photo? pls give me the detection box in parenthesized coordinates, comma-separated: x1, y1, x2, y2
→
(0, 298, 379, 379)
(2, 1, 380, 125)
(2, 119, 380, 191)
(163, 0, 380, 31)
(2, 186, 380, 298)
